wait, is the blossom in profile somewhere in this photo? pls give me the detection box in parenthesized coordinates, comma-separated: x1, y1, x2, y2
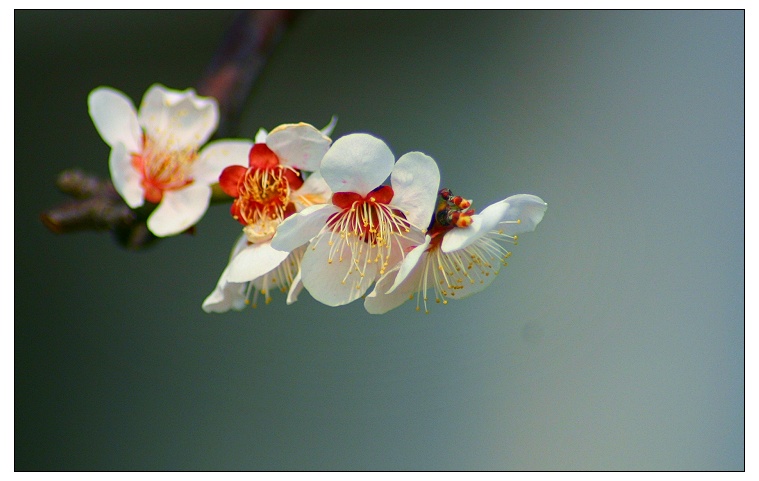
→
(271, 133, 440, 307)
(88, 84, 250, 237)
(364, 190, 547, 314)
(202, 234, 308, 312)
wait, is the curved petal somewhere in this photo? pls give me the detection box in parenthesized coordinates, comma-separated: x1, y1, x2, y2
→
(146, 183, 211, 237)
(138, 84, 219, 150)
(227, 241, 290, 283)
(229, 231, 251, 259)
(443, 200, 508, 253)
(266, 123, 332, 171)
(292, 171, 332, 210)
(495, 194, 548, 235)
(192, 139, 253, 184)
(88, 86, 142, 152)
(254, 128, 268, 143)
(390, 152, 440, 231)
(389, 236, 431, 293)
(286, 269, 304, 305)
(441, 194, 548, 253)
(300, 236, 379, 306)
(108, 142, 144, 208)
(320, 115, 338, 136)
(364, 265, 418, 314)
(270, 203, 338, 253)
(202, 263, 247, 313)
(319, 133, 394, 196)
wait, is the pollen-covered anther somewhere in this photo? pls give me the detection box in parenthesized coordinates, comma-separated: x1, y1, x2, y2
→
(326, 186, 411, 280)
(451, 196, 471, 209)
(233, 165, 297, 242)
(452, 211, 473, 228)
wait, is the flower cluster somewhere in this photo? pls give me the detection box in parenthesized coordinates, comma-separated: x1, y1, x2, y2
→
(89, 85, 547, 315)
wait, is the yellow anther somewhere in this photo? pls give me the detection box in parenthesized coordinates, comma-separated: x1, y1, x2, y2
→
(455, 215, 473, 228)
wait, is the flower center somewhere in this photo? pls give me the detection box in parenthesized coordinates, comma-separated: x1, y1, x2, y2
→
(131, 135, 196, 204)
(233, 166, 298, 243)
(319, 185, 412, 282)
(409, 187, 521, 313)
(432, 187, 475, 229)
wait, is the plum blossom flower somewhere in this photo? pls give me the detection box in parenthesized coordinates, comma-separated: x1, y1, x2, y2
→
(88, 84, 250, 237)
(203, 122, 334, 312)
(364, 191, 547, 314)
(271, 133, 441, 307)
(218, 122, 334, 243)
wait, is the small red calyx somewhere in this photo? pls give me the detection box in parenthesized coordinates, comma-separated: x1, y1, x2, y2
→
(219, 143, 305, 229)
(332, 185, 395, 209)
(328, 185, 408, 246)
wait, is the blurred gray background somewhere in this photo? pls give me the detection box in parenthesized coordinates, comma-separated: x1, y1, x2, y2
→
(15, 11, 743, 470)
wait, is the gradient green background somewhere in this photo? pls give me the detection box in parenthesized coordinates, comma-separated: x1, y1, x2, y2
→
(15, 10, 744, 470)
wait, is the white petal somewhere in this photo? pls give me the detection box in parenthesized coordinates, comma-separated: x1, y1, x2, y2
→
(440, 214, 489, 253)
(108, 142, 144, 208)
(495, 194, 548, 235)
(266, 123, 332, 171)
(146, 183, 211, 237)
(88, 86, 142, 152)
(390, 152, 440, 231)
(286, 269, 304, 305)
(319, 133, 394, 195)
(270, 203, 338, 253)
(292, 172, 332, 210)
(254, 128, 268, 143)
(388, 236, 431, 293)
(192, 139, 253, 184)
(441, 194, 548, 253)
(320, 116, 338, 136)
(202, 234, 249, 313)
(202, 263, 247, 313)
(229, 232, 251, 259)
(300, 236, 379, 306)
(227, 241, 290, 283)
(364, 265, 418, 314)
(138, 84, 219, 150)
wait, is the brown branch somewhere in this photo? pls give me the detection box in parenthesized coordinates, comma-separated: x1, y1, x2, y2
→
(40, 10, 297, 249)
(197, 10, 299, 138)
